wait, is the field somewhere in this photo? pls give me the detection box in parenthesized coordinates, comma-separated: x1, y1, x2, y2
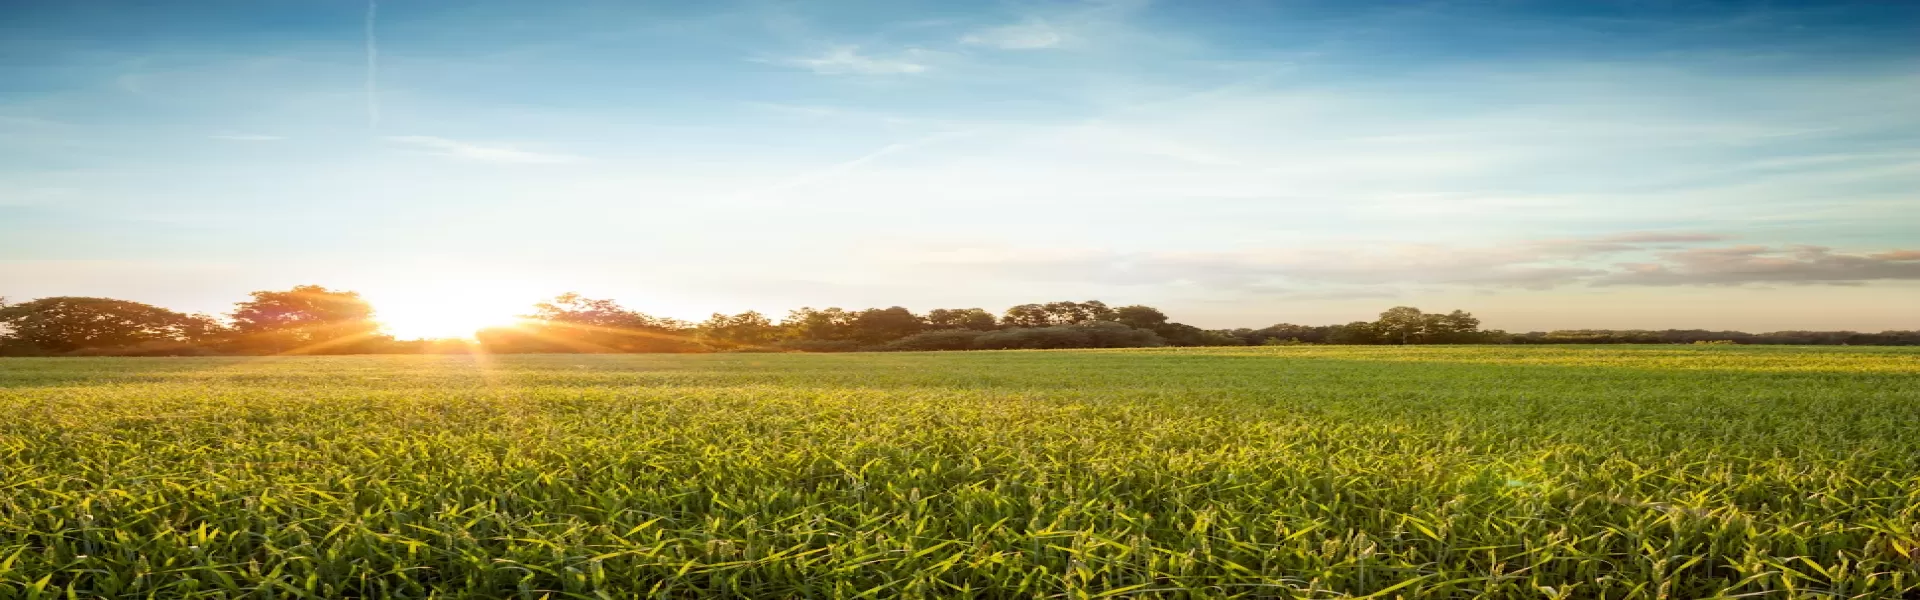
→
(1, 346, 1917, 599)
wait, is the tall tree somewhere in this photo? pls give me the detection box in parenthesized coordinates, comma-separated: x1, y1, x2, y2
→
(230, 285, 384, 353)
(0, 296, 224, 353)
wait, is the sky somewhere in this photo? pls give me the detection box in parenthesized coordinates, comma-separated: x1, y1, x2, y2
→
(2, 0, 1917, 336)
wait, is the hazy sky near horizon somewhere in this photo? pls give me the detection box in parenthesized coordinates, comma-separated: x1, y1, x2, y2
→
(3, 0, 1917, 333)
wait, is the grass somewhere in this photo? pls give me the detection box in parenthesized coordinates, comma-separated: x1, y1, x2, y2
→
(1, 345, 1917, 598)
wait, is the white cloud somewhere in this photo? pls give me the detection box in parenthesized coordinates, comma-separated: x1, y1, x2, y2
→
(782, 46, 928, 75)
(384, 136, 580, 164)
(209, 134, 284, 141)
(961, 21, 1065, 49)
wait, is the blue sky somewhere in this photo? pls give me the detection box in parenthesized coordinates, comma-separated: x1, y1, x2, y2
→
(3, 0, 1917, 334)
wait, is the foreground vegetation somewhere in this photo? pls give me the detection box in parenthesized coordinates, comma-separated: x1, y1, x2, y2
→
(2, 346, 1918, 598)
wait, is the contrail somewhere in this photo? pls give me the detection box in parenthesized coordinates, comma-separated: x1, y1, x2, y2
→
(364, 0, 379, 129)
(730, 131, 973, 203)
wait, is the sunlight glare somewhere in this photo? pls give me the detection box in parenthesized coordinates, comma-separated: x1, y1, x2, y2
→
(367, 283, 536, 340)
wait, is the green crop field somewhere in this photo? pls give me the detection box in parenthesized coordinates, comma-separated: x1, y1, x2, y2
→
(2, 346, 1917, 599)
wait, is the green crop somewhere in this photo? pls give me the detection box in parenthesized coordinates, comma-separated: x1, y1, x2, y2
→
(2, 346, 1917, 598)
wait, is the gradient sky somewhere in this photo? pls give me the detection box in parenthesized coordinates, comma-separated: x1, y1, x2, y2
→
(3, 0, 1917, 334)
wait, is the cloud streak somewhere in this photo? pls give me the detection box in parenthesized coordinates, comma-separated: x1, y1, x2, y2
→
(384, 136, 580, 164)
(1597, 246, 1920, 286)
(961, 21, 1064, 49)
(734, 131, 973, 201)
(910, 234, 1920, 292)
(781, 47, 929, 75)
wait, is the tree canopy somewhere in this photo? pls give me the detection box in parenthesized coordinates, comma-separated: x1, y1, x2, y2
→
(228, 285, 386, 354)
(0, 297, 221, 354)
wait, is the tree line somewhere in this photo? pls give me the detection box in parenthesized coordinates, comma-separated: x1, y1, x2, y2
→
(0, 286, 1913, 356)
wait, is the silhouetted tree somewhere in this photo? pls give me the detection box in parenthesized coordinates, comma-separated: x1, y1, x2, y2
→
(482, 293, 700, 353)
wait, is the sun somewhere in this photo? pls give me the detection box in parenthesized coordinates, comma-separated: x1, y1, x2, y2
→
(367, 285, 534, 340)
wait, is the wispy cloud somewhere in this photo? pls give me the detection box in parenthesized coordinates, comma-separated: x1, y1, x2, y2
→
(780, 46, 929, 75)
(208, 134, 284, 141)
(962, 21, 1065, 49)
(1597, 246, 1920, 286)
(384, 136, 580, 164)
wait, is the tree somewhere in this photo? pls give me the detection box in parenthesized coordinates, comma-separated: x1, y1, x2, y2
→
(1001, 304, 1052, 328)
(1112, 305, 1170, 330)
(486, 293, 701, 353)
(230, 285, 385, 353)
(1423, 310, 1483, 343)
(526, 293, 682, 329)
(1106, 305, 1237, 347)
(1372, 306, 1427, 345)
(1237, 323, 1335, 345)
(1041, 300, 1115, 324)
(925, 308, 998, 331)
(1359, 306, 1488, 345)
(698, 311, 781, 348)
(0, 296, 224, 353)
(849, 306, 924, 343)
(783, 307, 856, 341)
(1327, 321, 1382, 345)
